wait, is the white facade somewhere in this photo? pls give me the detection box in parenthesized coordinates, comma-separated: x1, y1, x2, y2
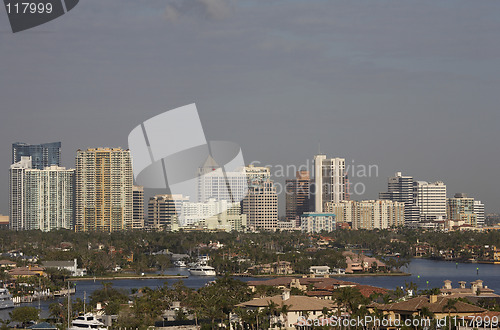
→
(474, 200, 485, 227)
(300, 213, 335, 233)
(10, 157, 74, 231)
(414, 181, 447, 222)
(313, 155, 346, 212)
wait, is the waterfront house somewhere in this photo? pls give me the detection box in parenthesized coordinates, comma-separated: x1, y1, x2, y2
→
(309, 266, 330, 275)
(42, 259, 86, 276)
(234, 290, 336, 329)
(368, 295, 485, 322)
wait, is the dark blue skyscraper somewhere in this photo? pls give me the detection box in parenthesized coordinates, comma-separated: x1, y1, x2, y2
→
(12, 142, 61, 170)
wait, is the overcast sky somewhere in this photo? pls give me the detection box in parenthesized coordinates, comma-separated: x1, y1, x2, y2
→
(1, 0, 499, 215)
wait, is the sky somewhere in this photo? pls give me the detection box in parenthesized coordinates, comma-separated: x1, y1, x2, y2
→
(1, 0, 499, 215)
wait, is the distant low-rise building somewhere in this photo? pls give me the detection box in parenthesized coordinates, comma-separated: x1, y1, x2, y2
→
(42, 259, 86, 276)
(300, 213, 335, 233)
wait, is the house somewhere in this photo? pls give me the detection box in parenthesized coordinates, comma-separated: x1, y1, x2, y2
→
(368, 295, 485, 322)
(234, 291, 336, 329)
(42, 259, 86, 276)
(247, 261, 293, 275)
(441, 280, 498, 298)
(0, 260, 16, 268)
(343, 251, 387, 273)
(309, 266, 330, 275)
(8, 265, 46, 278)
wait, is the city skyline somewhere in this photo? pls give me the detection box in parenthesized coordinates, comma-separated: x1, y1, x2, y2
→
(1, 0, 499, 215)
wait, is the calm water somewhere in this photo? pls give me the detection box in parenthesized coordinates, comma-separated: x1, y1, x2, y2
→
(346, 258, 500, 293)
(1, 259, 499, 320)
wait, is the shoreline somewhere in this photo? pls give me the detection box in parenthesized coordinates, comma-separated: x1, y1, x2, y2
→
(69, 275, 188, 281)
(233, 272, 411, 278)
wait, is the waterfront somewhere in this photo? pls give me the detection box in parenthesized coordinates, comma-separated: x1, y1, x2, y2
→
(1, 258, 499, 320)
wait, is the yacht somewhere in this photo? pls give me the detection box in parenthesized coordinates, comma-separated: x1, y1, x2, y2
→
(188, 265, 216, 276)
(173, 260, 187, 267)
(68, 313, 107, 330)
(0, 288, 14, 309)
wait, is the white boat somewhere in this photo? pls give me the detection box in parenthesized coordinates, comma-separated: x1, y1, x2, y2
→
(0, 288, 14, 309)
(188, 265, 216, 276)
(173, 260, 187, 267)
(68, 313, 107, 330)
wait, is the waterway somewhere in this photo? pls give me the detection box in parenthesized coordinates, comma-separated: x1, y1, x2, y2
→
(1, 258, 499, 320)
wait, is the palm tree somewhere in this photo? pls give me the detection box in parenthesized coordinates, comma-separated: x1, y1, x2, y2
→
(442, 298, 458, 328)
(280, 304, 291, 329)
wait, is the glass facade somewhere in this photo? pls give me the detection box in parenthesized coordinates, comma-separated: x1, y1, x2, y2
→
(12, 142, 61, 170)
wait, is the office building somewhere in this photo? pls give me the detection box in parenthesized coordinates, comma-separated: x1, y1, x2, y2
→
(147, 194, 189, 231)
(285, 171, 311, 223)
(325, 200, 404, 230)
(175, 199, 247, 232)
(75, 148, 133, 232)
(313, 154, 347, 212)
(474, 200, 485, 227)
(300, 213, 335, 233)
(12, 142, 61, 170)
(197, 156, 252, 203)
(132, 185, 145, 230)
(10, 157, 74, 231)
(379, 172, 418, 225)
(414, 181, 447, 222)
(242, 179, 278, 231)
(446, 193, 477, 227)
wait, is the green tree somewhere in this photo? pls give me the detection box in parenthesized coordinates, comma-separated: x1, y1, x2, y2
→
(9, 306, 39, 326)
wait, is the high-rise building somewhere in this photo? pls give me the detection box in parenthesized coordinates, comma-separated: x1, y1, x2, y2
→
(197, 156, 250, 203)
(147, 194, 189, 231)
(413, 181, 447, 222)
(300, 213, 335, 233)
(75, 148, 133, 232)
(175, 199, 246, 232)
(447, 193, 478, 226)
(474, 200, 485, 227)
(10, 157, 74, 231)
(132, 185, 145, 230)
(12, 142, 61, 170)
(313, 154, 347, 212)
(325, 200, 405, 230)
(379, 172, 418, 225)
(242, 179, 278, 231)
(285, 170, 311, 223)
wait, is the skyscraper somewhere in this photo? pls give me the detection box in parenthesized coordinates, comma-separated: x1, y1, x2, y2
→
(147, 194, 188, 230)
(10, 157, 74, 231)
(413, 181, 447, 223)
(132, 185, 145, 230)
(75, 148, 133, 232)
(12, 142, 61, 170)
(474, 200, 485, 227)
(379, 172, 418, 225)
(197, 156, 249, 203)
(313, 154, 347, 212)
(242, 179, 278, 231)
(285, 170, 311, 223)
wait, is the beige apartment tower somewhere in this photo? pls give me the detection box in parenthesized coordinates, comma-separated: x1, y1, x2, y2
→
(75, 148, 133, 232)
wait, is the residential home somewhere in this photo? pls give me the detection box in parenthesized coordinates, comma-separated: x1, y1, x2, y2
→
(0, 260, 16, 268)
(368, 295, 485, 323)
(42, 259, 86, 276)
(234, 290, 336, 329)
